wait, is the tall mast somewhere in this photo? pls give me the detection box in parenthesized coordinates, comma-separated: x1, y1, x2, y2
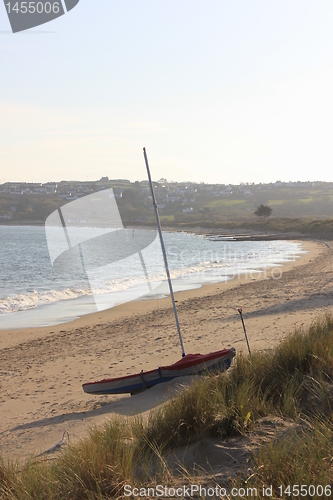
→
(143, 147, 185, 357)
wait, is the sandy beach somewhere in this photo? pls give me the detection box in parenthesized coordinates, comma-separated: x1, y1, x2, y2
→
(1, 238, 332, 462)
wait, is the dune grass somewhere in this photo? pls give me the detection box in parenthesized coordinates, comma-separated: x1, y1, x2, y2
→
(1, 315, 333, 499)
(137, 314, 333, 451)
(0, 420, 135, 499)
(238, 417, 333, 498)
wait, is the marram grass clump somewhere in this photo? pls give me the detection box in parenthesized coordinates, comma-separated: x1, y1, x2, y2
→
(0, 420, 135, 500)
(1, 314, 333, 499)
(137, 314, 333, 450)
(230, 416, 333, 499)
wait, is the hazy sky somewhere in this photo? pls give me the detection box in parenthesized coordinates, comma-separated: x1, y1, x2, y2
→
(1, 1, 333, 184)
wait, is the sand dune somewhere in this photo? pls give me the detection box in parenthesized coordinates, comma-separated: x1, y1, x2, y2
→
(1, 239, 332, 461)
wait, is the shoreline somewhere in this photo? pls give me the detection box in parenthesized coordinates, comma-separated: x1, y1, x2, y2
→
(1, 239, 332, 460)
(0, 238, 309, 341)
(0, 227, 303, 332)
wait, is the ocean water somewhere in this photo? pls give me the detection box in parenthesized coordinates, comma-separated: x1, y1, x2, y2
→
(0, 225, 305, 329)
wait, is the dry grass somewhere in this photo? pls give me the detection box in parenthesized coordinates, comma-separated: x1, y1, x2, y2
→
(1, 315, 333, 499)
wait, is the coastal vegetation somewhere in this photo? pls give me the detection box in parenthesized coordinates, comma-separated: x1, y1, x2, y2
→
(1, 180, 333, 237)
(173, 216, 333, 238)
(254, 204, 272, 219)
(1, 314, 333, 499)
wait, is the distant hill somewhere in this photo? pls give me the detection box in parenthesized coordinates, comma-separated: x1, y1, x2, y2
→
(1, 179, 333, 235)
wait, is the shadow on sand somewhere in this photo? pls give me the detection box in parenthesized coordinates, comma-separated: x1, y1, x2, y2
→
(9, 377, 193, 433)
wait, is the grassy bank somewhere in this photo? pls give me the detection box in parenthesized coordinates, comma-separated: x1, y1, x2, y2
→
(169, 216, 333, 238)
(1, 316, 333, 499)
(2, 215, 333, 241)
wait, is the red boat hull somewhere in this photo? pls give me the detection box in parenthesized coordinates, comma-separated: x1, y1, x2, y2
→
(82, 347, 236, 395)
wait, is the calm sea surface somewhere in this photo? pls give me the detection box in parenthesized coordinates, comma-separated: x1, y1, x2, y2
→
(0, 226, 305, 329)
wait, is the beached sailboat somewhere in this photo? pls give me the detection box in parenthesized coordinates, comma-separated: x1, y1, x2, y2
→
(82, 349, 235, 395)
(82, 148, 235, 395)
